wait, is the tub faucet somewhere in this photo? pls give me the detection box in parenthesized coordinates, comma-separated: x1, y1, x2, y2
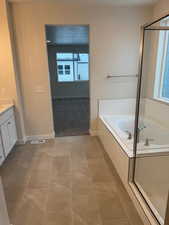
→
(126, 131, 132, 140)
(137, 125, 146, 143)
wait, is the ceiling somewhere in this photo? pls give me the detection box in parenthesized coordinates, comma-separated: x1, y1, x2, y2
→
(46, 25, 89, 45)
(9, 0, 159, 6)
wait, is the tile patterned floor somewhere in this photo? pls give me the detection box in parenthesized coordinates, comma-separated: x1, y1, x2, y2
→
(0, 136, 143, 225)
(52, 98, 89, 136)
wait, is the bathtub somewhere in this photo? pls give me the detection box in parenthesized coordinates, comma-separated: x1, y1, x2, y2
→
(100, 114, 169, 157)
(97, 112, 168, 225)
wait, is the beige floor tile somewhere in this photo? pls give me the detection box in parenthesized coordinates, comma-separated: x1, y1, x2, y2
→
(93, 182, 117, 195)
(31, 153, 53, 171)
(102, 218, 130, 225)
(26, 206, 45, 225)
(28, 169, 51, 188)
(88, 158, 114, 182)
(45, 207, 73, 225)
(97, 193, 127, 221)
(116, 185, 143, 225)
(23, 187, 48, 211)
(0, 136, 143, 225)
(47, 185, 71, 213)
(12, 195, 33, 225)
(3, 184, 26, 204)
(72, 172, 93, 196)
(51, 174, 72, 189)
(52, 156, 71, 176)
(72, 193, 101, 225)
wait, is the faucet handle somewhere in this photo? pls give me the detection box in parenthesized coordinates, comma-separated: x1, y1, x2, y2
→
(138, 124, 146, 130)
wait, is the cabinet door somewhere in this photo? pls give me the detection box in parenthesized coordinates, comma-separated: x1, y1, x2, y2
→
(0, 115, 17, 158)
(7, 115, 17, 149)
(0, 137, 5, 166)
(0, 123, 10, 157)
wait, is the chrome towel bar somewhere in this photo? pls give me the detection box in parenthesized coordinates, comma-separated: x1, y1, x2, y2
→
(107, 74, 138, 78)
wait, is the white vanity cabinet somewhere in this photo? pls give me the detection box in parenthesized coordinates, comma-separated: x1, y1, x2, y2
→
(0, 106, 17, 159)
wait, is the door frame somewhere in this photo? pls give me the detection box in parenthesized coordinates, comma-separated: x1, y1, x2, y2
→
(45, 24, 91, 136)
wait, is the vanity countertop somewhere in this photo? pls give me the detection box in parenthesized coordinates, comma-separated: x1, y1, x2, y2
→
(0, 104, 14, 116)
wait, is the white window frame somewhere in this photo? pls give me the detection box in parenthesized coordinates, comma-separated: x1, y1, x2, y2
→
(154, 18, 169, 103)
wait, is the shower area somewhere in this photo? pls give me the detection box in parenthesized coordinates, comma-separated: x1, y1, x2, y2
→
(133, 14, 169, 225)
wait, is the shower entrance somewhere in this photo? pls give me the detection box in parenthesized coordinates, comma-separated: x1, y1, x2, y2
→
(132, 15, 169, 225)
(46, 25, 90, 136)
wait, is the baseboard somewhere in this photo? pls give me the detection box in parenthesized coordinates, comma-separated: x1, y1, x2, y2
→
(89, 129, 97, 136)
(16, 139, 26, 145)
(16, 136, 27, 145)
(26, 132, 55, 142)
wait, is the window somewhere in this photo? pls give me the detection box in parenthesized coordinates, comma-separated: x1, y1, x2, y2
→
(154, 18, 169, 102)
(65, 65, 71, 75)
(57, 65, 64, 75)
(56, 53, 89, 82)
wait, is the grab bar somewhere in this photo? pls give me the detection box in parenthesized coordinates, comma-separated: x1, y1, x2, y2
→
(107, 74, 138, 78)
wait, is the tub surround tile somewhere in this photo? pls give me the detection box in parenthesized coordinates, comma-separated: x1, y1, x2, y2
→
(0, 136, 143, 225)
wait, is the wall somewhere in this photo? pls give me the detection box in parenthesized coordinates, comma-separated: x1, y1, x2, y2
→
(11, 1, 152, 136)
(0, 0, 26, 142)
(153, 0, 169, 18)
(99, 98, 136, 116)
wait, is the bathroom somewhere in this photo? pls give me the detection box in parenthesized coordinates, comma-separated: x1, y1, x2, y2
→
(0, 0, 169, 225)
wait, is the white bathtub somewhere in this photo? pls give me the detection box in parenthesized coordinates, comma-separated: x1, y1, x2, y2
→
(100, 114, 169, 157)
(98, 98, 167, 225)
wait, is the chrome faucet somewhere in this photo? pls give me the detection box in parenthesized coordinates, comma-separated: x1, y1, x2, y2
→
(126, 131, 132, 140)
(137, 124, 146, 143)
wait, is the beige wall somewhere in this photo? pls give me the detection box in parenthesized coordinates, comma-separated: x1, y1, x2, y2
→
(11, 2, 152, 136)
(0, 0, 26, 142)
(153, 0, 169, 18)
